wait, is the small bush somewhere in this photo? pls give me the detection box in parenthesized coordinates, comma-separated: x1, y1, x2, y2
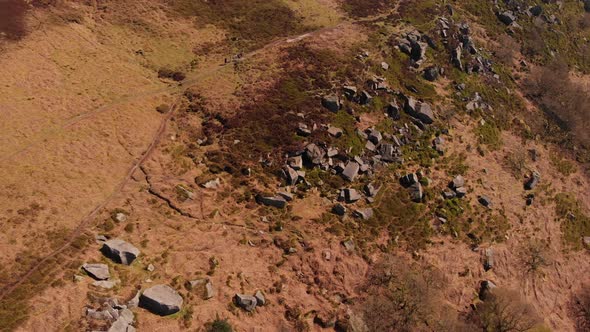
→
(362, 256, 475, 331)
(474, 121, 503, 151)
(205, 316, 233, 332)
(523, 60, 590, 147)
(0, 0, 27, 40)
(156, 104, 170, 114)
(471, 288, 541, 332)
(571, 285, 590, 332)
(340, 0, 397, 18)
(169, 0, 308, 49)
(554, 193, 590, 249)
(158, 68, 186, 81)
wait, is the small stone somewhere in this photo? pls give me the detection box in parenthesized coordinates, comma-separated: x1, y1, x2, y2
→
(146, 264, 155, 272)
(342, 239, 355, 251)
(455, 187, 467, 198)
(450, 175, 465, 189)
(254, 290, 266, 306)
(327, 126, 343, 138)
(354, 208, 374, 220)
(92, 280, 117, 289)
(205, 281, 215, 300)
(114, 213, 127, 223)
(478, 196, 492, 208)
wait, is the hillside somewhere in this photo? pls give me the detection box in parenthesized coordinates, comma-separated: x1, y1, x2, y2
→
(0, 0, 589, 331)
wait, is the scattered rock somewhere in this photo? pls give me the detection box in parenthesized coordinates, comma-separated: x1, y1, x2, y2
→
(342, 162, 360, 182)
(497, 11, 517, 25)
(322, 95, 341, 113)
(359, 90, 373, 105)
(423, 66, 439, 81)
(400, 173, 418, 187)
(450, 175, 465, 189)
(205, 281, 215, 300)
(409, 183, 423, 203)
(483, 248, 494, 271)
(234, 294, 258, 312)
(201, 178, 221, 189)
(113, 213, 127, 223)
(343, 86, 357, 100)
(332, 203, 347, 216)
(529, 5, 543, 17)
(92, 280, 117, 289)
(288, 155, 303, 170)
(524, 171, 540, 190)
(404, 97, 434, 124)
(354, 208, 374, 220)
(327, 126, 343, 138)
(455, 187, 467, 198)
(479, 280, 497, 301)
(108, 308, 135, 332)
(342, 189, 361, 203)
(82, 263, 110, 281)
(254, 290, 266, 306)
(257, 195, 287, 209)
(140, 284, 183, 316)
(342, 239, 355, 251)
(478, 195, 492, 208)
(101, 239, 140, 265)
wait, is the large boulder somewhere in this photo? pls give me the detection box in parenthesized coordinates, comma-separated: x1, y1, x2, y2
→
(342, 188, 361, 203)
(423, 66, 439, 81)
(524, 171, 540, 190)
(321, 95, 341, 113)
(101, 239, 140, 265)
(409, 183, 424, 203)
(234, 294, 258, 312)
(497, 11, 516, 25)
(400, 173, 418, 187)
(415, 103, 434, 124)
(305, 143, 325, 165)
(403, 97, 434, 124)
(341, 162, 360, 182)
(354, 208, 374, 220)
(82, 263, 110, 280)
(139, 285, 183, 316)
(257, 195, 287, 209)
(380, 144, 399, 163)
(449, 175, 465, 190)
